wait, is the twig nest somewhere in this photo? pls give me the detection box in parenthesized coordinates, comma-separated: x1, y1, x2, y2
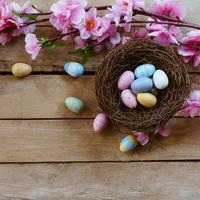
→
(95, 40, 191, 132)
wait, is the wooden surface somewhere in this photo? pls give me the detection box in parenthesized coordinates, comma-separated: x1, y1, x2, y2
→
(0, 0, 200, 199)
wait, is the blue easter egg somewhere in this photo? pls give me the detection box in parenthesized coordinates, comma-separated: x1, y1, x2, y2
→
(64, 62, 84, 77)
(134, 64, 156, 78)
(131, 77, 153, 94)
(120, 135, 138, 153)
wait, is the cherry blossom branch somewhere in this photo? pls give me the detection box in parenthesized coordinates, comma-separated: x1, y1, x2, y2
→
(93, 5, 200, 28)
(129, 20, 200, 30)
(21, 18, 49, 27)
(43, 29, 78, 45)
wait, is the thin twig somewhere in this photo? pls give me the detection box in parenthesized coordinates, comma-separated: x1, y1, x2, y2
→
(21, 18, 49, 27)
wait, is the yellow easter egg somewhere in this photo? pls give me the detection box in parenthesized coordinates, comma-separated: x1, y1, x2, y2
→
(12, 63, 32, 78)
(137, 93, 157, 108)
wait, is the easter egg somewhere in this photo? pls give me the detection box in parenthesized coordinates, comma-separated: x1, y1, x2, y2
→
(118, 71, 135, 90)
(120, 135, 138, 153)
(65, 97, 84, 113)
(121, 89, 137, 109)
(12, 63, 32, 78)
(131, 77, 153, 94)
(93, 113, 109, 133)
(153, 70, 169, 89)
(64, 62, 84, 77)
(134, 63, 156, 78)
(137, 93, 157, 108)
(150, 88, 159, 96)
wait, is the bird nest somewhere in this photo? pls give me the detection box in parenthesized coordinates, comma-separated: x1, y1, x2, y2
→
(95, 39, 191, 132)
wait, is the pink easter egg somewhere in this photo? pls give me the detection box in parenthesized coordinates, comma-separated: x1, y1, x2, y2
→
(118, 71, 135, 90)
(93, 113, 109, 133)
(121, 89, 137, 109)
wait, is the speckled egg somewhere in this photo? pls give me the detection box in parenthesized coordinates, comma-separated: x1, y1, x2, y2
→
(64, 62, 84, 77)
(131, 77, 153, 94)
(65, 97, 84, 113)
(118, 71, 135, 90)
(12, 63, 32, 78)
(93, 113, 109, 133)
(137, 93, 157, 108)
(153, 70, 169, 89)
(121, 89, 137, 109)
(134, 64, 156, 78)
(120, 135, 138, 153)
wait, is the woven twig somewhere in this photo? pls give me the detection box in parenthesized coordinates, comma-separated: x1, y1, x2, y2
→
(95, 39, 191, 132)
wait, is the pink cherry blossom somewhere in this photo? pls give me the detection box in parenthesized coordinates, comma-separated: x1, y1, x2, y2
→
(50, 0, 87, 34)
(178, 31, 200, 67)
(93, 44, 104, 53)
(74, 36, 86, 49)
(0, 0, 37, 45)
(181, 90, 200, 117)
(132, 28, 149, 39)
(122, 28, 149, 44)
(25, 33, 42, 60)
(132, 131, 149, 146)
(0, 32, 11, 45)
(79, 8, 101, 40)
(147, 20, 180, 45)
(94, 22, 121, 47)
(121, 36, 131, 44)
(156, 123, 171, 137)
(106, 0, 144, 26)
(10, 1, 38, 35)
(150, 0, 186, 20)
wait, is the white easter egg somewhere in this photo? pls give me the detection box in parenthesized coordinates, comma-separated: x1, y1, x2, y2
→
(153, 70, 169, 89)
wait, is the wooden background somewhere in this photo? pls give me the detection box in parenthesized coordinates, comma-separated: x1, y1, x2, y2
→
(0, 0, 200, 199)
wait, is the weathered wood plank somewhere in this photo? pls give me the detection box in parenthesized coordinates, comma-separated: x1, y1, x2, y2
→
(0, 75, 198, 119)
(0, 118, 199, 162)
(2, 0, 200, 72)
(0, 162, 199, 199)
(0, 75, 97, 119)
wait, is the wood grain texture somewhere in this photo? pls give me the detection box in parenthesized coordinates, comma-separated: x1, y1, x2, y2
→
(2, 0, 200, 72)
(0, 162, 199, 199)
(0, 118, 199, 162)
(0, 75, 198, 119)
(0, 75, 97, 119)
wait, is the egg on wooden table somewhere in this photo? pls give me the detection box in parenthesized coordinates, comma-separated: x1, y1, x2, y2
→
(131, 77, 153, 94)
(93, 113, 109, 133)
(137, 93, 157, 108)
(64, 62, 84, 77)
(12, 63, 32, 78)
(134, 63, 156, 78)
(118, 71, 135, 90)
(120, 135, 138, 153)
(65, 97, 84, 113)
(121, 89, 137, 109)
(153, 70, 169, 89)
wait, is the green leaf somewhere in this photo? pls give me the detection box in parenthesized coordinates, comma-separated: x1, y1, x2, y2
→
(13, 10, 38, 20)
(68, 45, 91, 64)
(68, 48, 83, 55)
(13, 10, 23, 18)
(38, 37, 47, 45)
(27, 14, 38, 20)
(82, 48, 90, 64)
